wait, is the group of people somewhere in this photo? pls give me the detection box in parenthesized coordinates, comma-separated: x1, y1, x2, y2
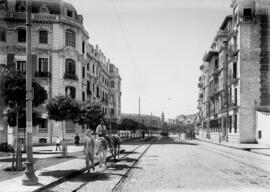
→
(55, 120, 112, 173)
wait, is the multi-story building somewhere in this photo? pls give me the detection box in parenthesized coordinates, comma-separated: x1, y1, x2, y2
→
(197, 0, 270, 144)
(0, 0, 121, 144)
(121, 113, 162, 129)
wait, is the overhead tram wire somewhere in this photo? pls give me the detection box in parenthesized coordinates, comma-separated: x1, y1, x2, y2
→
(110, 0, 134, 66)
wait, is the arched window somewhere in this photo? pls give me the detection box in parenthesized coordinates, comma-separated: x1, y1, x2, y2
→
(65, 86, 76, 99)
(39, 30, 48, 44)
(0, 28, 6, 41)
(65, 29, 75, 47)
(65, 59, 76, 74)
(18, 28, 26, 42)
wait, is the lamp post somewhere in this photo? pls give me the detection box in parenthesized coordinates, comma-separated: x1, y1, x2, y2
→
(22, 0, 38, 185)
(108, 98, 113, 134)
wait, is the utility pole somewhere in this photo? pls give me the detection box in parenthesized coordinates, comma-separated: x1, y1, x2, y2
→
(151, 112, 153, 138)
(138, 97, 141, 139)
(22, 0, 38, 185)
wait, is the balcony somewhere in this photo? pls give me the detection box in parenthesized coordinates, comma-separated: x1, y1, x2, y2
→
(228, 45, 238, 57)
(229, 102, 238, 109)
(228, 74, 238, 85)
(216, 30, 228, 38)
(0, 12, 59, 23)
(64, 73, 78, 81)
(35, 71, 51, 78)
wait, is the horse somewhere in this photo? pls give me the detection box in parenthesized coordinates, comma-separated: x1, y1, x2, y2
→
(108, 134, 121, 160)
(95, 136, 108, 167)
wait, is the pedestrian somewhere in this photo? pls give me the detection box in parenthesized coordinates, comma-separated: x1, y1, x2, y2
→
(84, 129, 95, 174)
(74, 134, 80, 146)
(55, 136, 61, 151)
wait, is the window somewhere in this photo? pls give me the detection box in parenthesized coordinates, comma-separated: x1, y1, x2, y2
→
(258, 131, 262, 139)
(82, 91, 85, 101)
(18, 29, 26, 42)
(82, 41, 85, 54)
(0, 29, 6, 41)
(67, 10, 73, 17)
(97, 86, 100, 98)
(65, 29, 75, 47)
(234, 88, 237, 105)
(87, 81, 90, 91)
(92, 64, 95, 74)
(111, 80, 115, 88)
(17, 61, 26, 71)
(243, 8, 252, 17)
(39, 30, 48, 44)
(82, 67, 85, 78)
(39, 119, 48, 128)
(38, 58, 48, 72)
(65, 86, 76, 99)
(215, 59, 218, 69)
(234, 114, 237, 133)
(65, 59, 76, 74)
(233, 63, 237, 79)
(87, 63, 89, 71)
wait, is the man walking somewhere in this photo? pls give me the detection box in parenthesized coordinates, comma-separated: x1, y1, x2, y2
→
(84, 129, 95, 174)
(55, 136, 61, 151)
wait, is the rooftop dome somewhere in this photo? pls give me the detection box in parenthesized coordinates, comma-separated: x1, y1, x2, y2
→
(1, 0, 78, 18)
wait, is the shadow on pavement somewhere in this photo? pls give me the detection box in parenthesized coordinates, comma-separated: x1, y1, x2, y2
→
(108, 163, 142, 171)
(40, 169, 80, 178)
(122, 151, 139, 155)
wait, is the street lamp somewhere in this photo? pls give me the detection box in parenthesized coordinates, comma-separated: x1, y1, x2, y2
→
(108, 97, 113, 134)
(22, 0, 38, 185)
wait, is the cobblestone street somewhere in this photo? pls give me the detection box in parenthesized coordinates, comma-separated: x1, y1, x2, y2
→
(119, 136, 270, 192)
(42, 136, 270, 192)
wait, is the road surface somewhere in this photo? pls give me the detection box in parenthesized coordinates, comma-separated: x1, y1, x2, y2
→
(43, 136, 270, 192)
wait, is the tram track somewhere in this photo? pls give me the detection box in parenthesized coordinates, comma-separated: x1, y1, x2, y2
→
(41, 139, 154, 192)
(112, 138, 155, 192)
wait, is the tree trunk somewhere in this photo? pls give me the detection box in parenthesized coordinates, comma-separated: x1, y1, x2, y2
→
(62, 121, 67, 157)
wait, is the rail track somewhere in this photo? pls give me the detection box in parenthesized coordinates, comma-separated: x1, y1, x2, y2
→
(112, 139, 155, 192)
(41, 139, 155, 192)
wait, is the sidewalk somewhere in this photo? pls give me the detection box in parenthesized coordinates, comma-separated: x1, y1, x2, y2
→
(0, 138, 150, 192)
(196, 136, 270, 156)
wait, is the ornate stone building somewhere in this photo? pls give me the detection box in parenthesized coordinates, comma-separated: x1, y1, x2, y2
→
(197, 0, 270, 144)
(0, 0, 121, 144)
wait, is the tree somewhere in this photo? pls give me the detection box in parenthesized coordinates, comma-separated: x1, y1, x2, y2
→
(78, 101, 104, 132)
(120, 118, 139, 139)
(2, 69, 47, 170)
(46, 95, 81, 157)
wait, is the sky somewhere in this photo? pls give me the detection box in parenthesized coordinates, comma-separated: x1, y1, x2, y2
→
(67, 0, 232, 120)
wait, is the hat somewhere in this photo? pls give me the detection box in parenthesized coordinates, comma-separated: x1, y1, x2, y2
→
(86, 129, 93, 134)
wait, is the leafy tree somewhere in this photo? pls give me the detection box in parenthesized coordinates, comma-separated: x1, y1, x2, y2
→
(78, 101, 104, 132)
(2, 69, 47, 170)
(120, 118, 139, 138)
(46, 95, 81, 157)
(3, 69, 47, 126)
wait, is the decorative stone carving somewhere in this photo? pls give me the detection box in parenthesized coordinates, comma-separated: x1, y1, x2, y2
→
(18, 2, 26, 13)
(39, 4, 50, 14)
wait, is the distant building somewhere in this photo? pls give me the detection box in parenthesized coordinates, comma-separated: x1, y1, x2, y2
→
(176, 114, 197, 126)
(197, 0, 270, 144)
(121, 113, 162, 129)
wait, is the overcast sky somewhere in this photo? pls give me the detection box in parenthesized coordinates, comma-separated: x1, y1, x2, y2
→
(67, 0, 232, 120)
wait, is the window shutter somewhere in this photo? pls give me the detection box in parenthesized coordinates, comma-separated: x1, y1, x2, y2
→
(7, 53, 15, 69)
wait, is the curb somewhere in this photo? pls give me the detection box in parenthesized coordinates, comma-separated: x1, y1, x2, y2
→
(196, 138, 270, 157)
(33, 149, 125, 192)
